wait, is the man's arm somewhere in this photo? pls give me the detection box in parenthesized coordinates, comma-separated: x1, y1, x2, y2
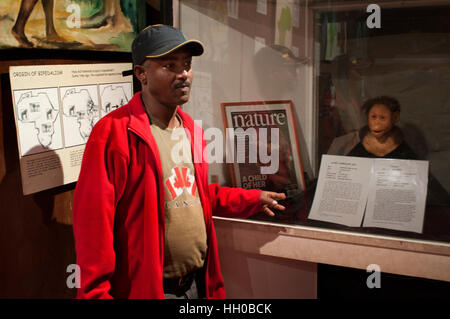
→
(208, 184, 285, 218)
(72, 127, 128, 299)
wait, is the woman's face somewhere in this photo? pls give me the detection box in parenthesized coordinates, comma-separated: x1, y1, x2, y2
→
(367, 104, 399, 139)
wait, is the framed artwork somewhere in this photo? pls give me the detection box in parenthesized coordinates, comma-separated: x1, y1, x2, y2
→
(222, 100, 306, 198)
(0, 0, 145, 51)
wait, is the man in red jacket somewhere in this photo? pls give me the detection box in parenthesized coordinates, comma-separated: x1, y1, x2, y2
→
(73, 24, 286, 299)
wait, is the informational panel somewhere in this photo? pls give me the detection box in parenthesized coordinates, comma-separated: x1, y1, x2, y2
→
(10, 63, 133, 195)
(308, 155, 429, 233)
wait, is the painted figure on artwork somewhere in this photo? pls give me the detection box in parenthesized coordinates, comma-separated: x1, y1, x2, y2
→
(11, 0, 62, 48)
(1, 0, 140, 51)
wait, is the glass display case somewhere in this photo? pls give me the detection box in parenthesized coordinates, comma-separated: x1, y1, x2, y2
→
(177, 1, 450, 280)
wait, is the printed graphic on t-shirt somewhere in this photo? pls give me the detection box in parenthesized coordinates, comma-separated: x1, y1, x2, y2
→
(164, 165, 200, 210)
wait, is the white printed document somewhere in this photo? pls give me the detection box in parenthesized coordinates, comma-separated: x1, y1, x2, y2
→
(363, 159, 429, 233)
(308, 155, 429, 233)
(308, 155, 372, 227)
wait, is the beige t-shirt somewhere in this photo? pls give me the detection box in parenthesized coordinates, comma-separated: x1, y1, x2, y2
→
(149, 114, 207, 278)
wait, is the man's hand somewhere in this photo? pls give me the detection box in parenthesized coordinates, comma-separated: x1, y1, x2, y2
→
(260, 191, 286, 217)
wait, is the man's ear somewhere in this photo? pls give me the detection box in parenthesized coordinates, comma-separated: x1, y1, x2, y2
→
(134, 64, 147, 85)
(393, 111, 400, 124)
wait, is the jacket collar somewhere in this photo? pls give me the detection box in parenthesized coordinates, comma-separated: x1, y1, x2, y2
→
(127, 92, 153, 145)
(127, 91, 198, 144)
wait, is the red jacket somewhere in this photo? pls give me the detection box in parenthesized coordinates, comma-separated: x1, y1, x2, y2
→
(73, 92, 262, 299)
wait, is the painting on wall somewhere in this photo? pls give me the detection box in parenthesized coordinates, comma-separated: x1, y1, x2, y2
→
(0, 0, 145, 52)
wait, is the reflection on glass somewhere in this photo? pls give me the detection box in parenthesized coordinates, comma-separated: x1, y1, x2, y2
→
(315, 1, 450, 243)
(179, 0, 450, 244)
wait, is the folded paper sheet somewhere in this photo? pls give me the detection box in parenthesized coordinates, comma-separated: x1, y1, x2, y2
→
(308, 155, 428, 233)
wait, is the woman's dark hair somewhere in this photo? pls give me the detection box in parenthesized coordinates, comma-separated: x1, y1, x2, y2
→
(362, 96, 401, 115)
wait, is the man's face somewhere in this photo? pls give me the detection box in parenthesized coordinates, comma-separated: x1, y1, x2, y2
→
(138, 47, 193, 108)
(367, 104, 399, 139)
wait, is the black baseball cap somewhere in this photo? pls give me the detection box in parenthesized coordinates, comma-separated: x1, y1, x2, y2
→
(131, 24, 204, 65)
